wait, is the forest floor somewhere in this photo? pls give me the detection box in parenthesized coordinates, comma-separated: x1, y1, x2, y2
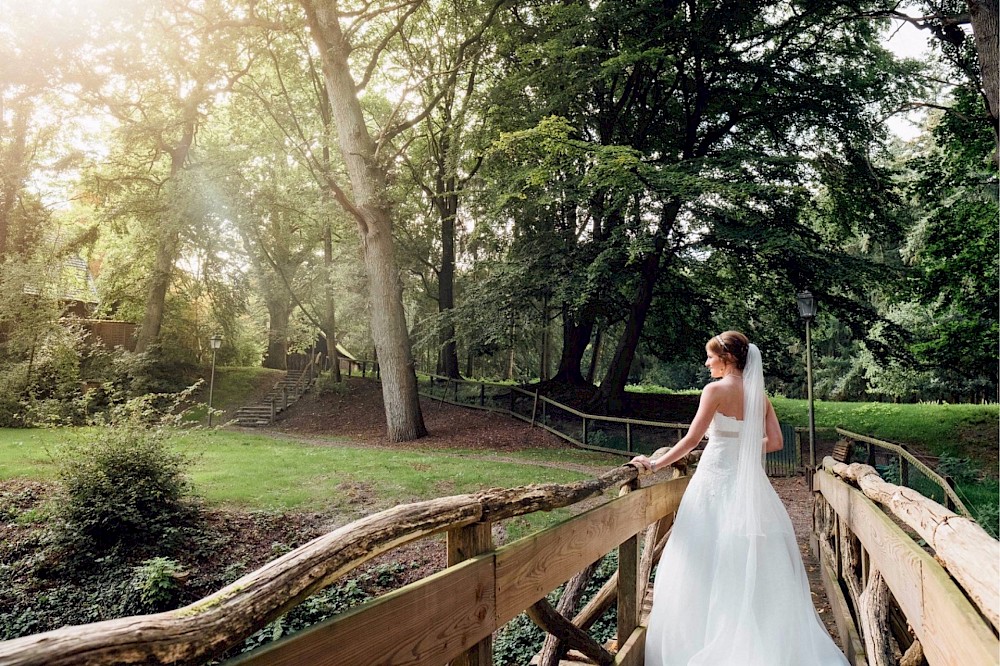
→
(1, 376, 842, 654)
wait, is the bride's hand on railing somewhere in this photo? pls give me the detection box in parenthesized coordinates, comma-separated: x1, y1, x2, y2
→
(629, 454, 655, 474)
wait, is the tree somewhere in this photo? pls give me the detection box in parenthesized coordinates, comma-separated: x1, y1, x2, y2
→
(78, 0, 252, 353)
(296, 0, 503, 440)
(488, 0, 919, 411)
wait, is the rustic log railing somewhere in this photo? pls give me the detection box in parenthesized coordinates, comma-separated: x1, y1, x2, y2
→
(0, 451, 695, 666)
(812, 456, 999, 666)
(835, 428, 972, 518)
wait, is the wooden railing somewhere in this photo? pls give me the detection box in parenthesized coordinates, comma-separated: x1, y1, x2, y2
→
(416, 372, 803, 476)
(0, 458, 692, 666)
(834, 428, 971, 518)
(812, 457, 999, 666)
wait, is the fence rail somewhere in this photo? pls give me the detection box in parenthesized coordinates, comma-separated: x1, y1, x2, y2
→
(416, 372, 801, 476)
(813, 460, 998, 665)
(835, 427, 971, 519)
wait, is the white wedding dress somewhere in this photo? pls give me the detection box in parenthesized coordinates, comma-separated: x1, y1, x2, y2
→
(644, 410, 849, 665)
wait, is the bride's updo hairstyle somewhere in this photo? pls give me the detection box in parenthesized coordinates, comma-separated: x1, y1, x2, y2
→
(707, 330, 750, 370)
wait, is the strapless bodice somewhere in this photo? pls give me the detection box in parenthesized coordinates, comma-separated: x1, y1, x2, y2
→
(706, 411, 743, 440)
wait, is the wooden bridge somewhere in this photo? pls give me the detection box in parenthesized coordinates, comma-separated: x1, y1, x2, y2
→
(0, 449, 996, 666)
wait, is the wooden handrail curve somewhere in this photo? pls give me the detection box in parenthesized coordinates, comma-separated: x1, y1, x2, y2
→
(821, 457, 999, 631)
(0, 462, 675, 666)
(813, 463, 999, 666)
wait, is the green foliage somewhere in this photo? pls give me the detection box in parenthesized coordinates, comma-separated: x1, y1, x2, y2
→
(129, 557, 184, 612)
(236, 562, 418, 655)
(936, 453, 981, 486)
(53, 423, 201, 561)
(317, 374, 350, 396)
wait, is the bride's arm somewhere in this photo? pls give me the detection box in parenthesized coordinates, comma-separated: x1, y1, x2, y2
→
(763, 399, 783, 453)
(630, 384, 720, 473)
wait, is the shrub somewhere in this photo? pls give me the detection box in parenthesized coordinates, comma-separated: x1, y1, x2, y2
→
(129, 557, 185, 612)
(54, 423, 201, 561)
(936, 453, 981, 486)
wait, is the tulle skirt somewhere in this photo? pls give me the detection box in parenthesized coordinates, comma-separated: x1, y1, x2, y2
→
(644, 442, 849, 666)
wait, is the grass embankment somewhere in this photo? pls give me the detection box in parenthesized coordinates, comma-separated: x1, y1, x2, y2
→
(183, 366, 286, 422)
(770, 398, 998, 459)
(0, 427, 614, 539)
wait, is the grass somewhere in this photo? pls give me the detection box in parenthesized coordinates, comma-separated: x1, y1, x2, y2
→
(0, 428, 596, 515)
(770, 397, 998, 459)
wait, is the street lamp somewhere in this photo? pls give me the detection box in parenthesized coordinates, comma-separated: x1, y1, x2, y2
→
(796, 291, 818, 471)
(208, 334, 223, 426)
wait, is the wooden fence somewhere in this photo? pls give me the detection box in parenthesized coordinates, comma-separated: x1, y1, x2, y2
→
(834, 428, 971, 519)
(416, 372, 800, 476)
(0, 460, 690, 666)
(812, 458, 998, 666)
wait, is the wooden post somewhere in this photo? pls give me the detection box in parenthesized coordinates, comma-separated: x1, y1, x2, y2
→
(866, 442, 875, 465)
(582, 417, 588, 446)
(454, 378, 459, 403)
(479, 382, 485, 407)
(269, 397, 275, 425)
(617, 480, 640, 643)
(626, 422, 632, 453)
(944, 476, 956, 511)
(531, 390, 540, 426)
(282, 387, 288, 410)
(448, 522, 494, 666)
(900, 456, 910, 487)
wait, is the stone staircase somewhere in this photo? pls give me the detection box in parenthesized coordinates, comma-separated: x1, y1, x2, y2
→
(234, 367, 314, 427)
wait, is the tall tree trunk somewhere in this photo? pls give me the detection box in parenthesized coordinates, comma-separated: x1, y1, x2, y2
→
(553, 309, 594, 385)
(0, 103, 29, 260)
(594, 246, 663, 413)
(262, 298, 292, 370)
(134, 119, 195, 353)
(586, 327, 603, 384)
(594, 200, 679, 412)
(304, 1, 426, 441)
(969, 0, 1000, 164)
(134, 228, 180, 353)
(539, 293, 550, 381)
(323, 224, 341, 382)
(438, 189, 461, 379)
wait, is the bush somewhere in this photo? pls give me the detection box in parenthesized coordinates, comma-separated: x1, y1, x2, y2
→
(936, 453, 981, 485)
(129, 557, 185, 612)
(53, 423, 201, 562)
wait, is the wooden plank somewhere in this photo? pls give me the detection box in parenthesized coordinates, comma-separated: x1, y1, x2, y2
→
(816, 471, 998, 666)
(617, 483, 640, 642)
(612, 626, 646, 666)
(232, 555, 496, 666)
(494, 477, 688, 625)
(449, 523, 494, 666)
(818, 544, 867, 666)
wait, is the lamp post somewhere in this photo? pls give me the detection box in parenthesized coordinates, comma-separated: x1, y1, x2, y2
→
(208, 334, 223, 426)
(796, 291, 818, 471)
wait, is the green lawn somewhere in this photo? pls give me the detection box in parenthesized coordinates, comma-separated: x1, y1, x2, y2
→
(0, 428, 598, 515)
(770, 397, 998, 458)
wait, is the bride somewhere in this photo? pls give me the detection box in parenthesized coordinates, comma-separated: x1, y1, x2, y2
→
(630, 331, 848, 665)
